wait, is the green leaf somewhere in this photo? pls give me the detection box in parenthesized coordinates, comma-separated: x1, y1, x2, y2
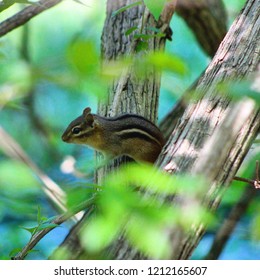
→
(66, 187, 94, 210)
(81, 215, 124, 252)
(67, 40, 99, 76)
(127, 217, 171, 258)
(101, 58, 131, 80)
(41, 215, 59, 224)
(9, 248, 22, 258)
(143, 0, 166, 20)
(36, 223, 59, 232)
(112, 1, 143, 17)
(136, 40, 149, 52)
(51, 247, 71, 260)
(0, 161, 39, 192)
(20, 226, 38, 235)
(132, 51, 187, 78)
(105, 163, 206, 196)
(147, 52, 187, 75)
(125, 26, 138, 36)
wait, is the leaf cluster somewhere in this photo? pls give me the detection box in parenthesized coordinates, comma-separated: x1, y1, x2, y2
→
(80, 163, 212, 259)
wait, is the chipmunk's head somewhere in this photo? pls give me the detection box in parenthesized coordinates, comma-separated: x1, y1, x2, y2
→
(62, 107, 98, 145)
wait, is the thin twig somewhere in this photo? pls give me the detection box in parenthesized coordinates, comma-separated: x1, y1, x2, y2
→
(0, 0, 63, 38)
(234, 160, 260, 189)
(233, 176, 255, 185)
(13, 196, 96, 260)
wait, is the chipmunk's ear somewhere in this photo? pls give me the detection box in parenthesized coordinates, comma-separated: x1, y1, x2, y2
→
(83, 107, 91, 117)
(83, 107, 95, 127)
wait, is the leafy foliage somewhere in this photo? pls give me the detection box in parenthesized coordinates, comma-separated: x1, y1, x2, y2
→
(21, 207, 59, 238)
(81, 163, 212, 258)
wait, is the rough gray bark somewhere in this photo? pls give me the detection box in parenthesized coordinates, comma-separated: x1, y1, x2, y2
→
(99, 0, 174, 119)
(160, 0, 227, 139)
(106, 0, 260, 259)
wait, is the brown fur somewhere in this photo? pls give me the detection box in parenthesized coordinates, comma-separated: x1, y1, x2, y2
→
(62, 108, 164, 163)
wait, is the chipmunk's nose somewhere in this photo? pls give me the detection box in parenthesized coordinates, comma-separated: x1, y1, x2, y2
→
(61, 132, 68, 142)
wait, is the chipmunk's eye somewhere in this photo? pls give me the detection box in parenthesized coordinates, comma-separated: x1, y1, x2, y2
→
(72, 127, 82, 134)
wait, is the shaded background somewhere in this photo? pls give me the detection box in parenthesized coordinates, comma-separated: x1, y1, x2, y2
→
(0, 0, 259, 259)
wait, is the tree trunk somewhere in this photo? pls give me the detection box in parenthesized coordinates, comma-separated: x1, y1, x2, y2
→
(95, 0, 173, 185)
(99, 0, 173, 119)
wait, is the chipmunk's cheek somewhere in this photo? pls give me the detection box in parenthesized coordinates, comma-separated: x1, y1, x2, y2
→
(62, 133, 74, 143)
(71, 138, 84, 144)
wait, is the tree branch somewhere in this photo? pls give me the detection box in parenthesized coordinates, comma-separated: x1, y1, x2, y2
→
(13, 197, 95, 260)
(234, 176, 256, 186)
(0, 0, 62, 38)
(176, 0, 227, 57)
(234, 160, 260, 188)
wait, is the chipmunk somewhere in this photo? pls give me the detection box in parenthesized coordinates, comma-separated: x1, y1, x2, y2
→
(62, 107, 165, 163)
